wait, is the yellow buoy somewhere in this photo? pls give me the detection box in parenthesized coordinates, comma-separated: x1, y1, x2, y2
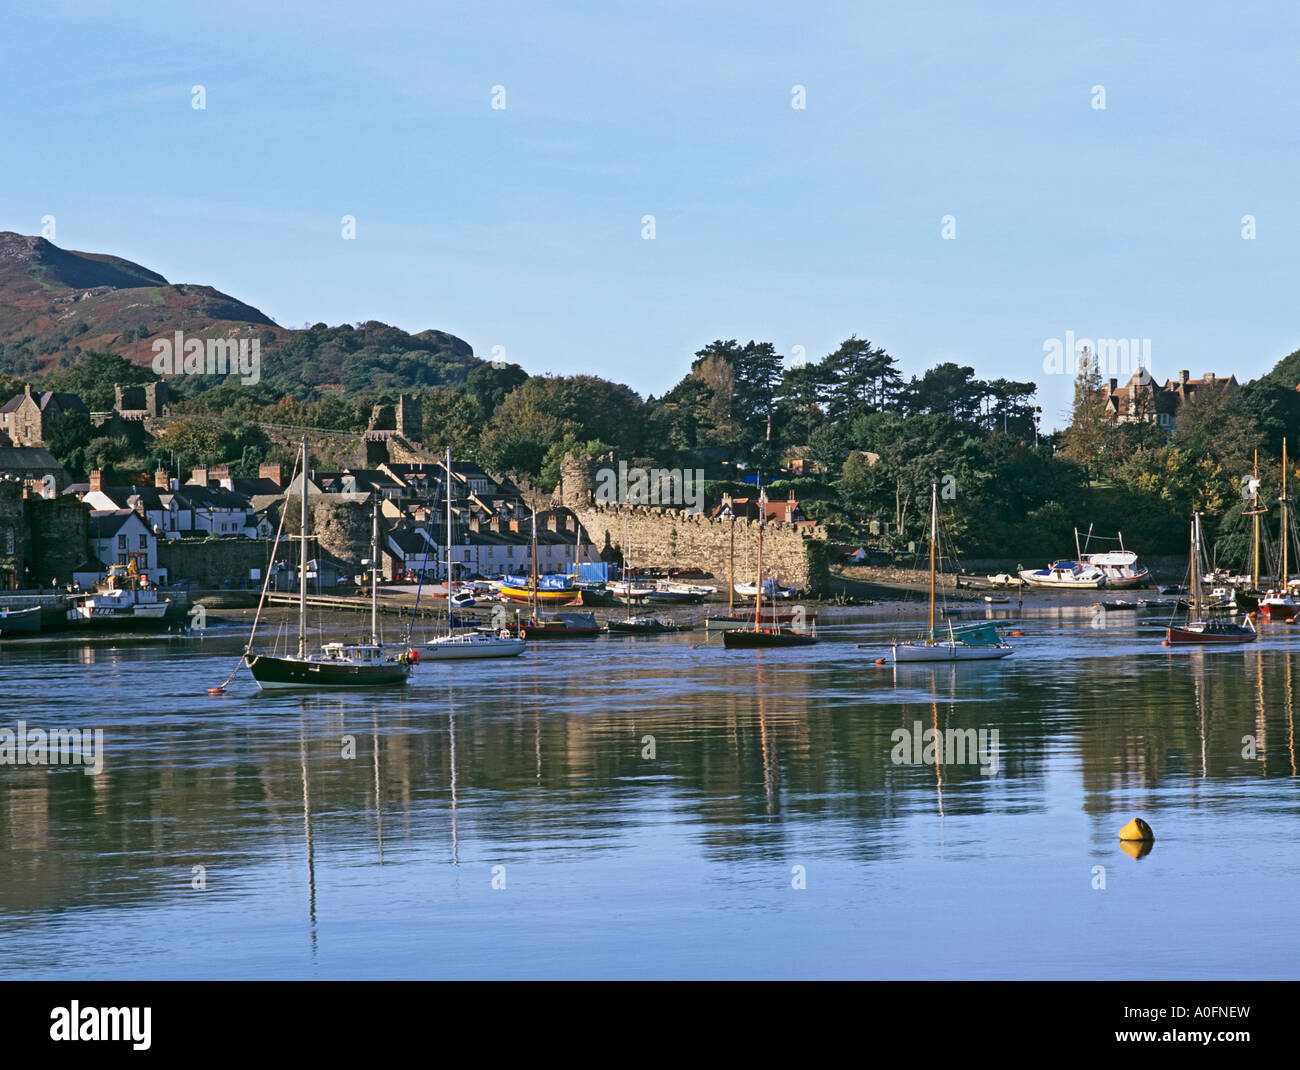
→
(1118, 817, 1154, 842)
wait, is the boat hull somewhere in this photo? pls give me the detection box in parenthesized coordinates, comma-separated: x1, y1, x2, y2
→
(0, 606, 41, 633)
(422, 636, 525, 659)
(705, 612, 815, 632)
(722, 628, 817, 648)
(247, 654, 412, 687)
(499, 585, 579, 604)
(892, 642, 1013, 662)
(1260, 599, 1299, 621)
(1165, 623, 1256, 643)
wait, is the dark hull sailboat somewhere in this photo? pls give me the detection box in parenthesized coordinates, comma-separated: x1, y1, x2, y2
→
(1167, 512, 1256, 645)
(244, 436, 413, 690)
(723, 626, 817, 648)
(247, 652, 412, 687)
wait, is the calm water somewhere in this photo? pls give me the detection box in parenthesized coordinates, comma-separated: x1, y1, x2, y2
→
(2, 606, 1298, 979)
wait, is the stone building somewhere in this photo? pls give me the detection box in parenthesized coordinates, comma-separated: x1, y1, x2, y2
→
(0, 385, 88, 446)
(1102, 369, 1238, 429)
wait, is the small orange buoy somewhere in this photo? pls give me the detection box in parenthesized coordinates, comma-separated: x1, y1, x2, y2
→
(1161, 639, 1169, 646)
(1011, 630, 1024, 637)
(875, 658, 885, 665)
(1118, 817, 1154, 842)
(207, 687, 225, 695)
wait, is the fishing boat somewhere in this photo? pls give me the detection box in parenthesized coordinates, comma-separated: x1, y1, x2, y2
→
(246, 438, 414, 688)
(66, 562, 173, 629)
(0, 604, 41, 633)
(1074, 527, 1151, 588)
(1166, 512, 1256, 643)
(723, 484, 817, 649)
(1017, 560, 1107, 589)
(424, 447, 525, 661)
(892, 484, 1013, 663)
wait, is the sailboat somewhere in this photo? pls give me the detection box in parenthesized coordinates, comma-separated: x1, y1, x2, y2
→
(245, 438, 415, 688)
(513, 511, 599, 639)
(1235, 449, 1267, 612)
(425, 447, 525, 660)
(1166, 512, 1256, 643)
(723, 485, 817, 648)
(1261, 441, 1299, 621)
(891, 483, 1013, 663)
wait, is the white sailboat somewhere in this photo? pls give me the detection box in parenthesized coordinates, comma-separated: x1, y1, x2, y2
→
(425, 446, 524, 660)
(892, 483, 1014, 663)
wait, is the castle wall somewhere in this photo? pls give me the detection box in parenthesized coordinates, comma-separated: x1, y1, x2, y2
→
(558, 452, 829, 594)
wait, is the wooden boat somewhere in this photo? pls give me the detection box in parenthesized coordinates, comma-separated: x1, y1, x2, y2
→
(1017, 560, 1107, 589)
(704, 609, 815, 631)
(499, 582, 579, 604)
(246, 438, 413, 688)
(0, 604, 41, 633)
(892, 484, 1012, 663)
(1166, 512, 1256, 644)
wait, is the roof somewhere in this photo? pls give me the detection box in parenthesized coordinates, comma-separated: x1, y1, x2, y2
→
(0, 446, 63, 470)
(0, 390, 88, 415)
(88, 509, 147, 539)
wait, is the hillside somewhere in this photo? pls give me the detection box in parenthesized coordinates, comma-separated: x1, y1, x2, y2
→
(0, 232, 478, 396)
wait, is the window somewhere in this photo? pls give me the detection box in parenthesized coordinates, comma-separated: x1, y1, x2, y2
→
(139, 534, 148, 549)
(118, 534, 127, 549)
(463, 551, 470, 562)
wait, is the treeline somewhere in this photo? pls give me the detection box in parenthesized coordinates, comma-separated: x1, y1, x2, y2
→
(23, 336, 1300, 565)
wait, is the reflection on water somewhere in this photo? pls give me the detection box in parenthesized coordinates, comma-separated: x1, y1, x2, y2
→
(1, 614, 1298, 979)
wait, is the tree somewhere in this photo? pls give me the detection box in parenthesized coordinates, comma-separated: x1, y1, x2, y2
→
(822, 336, 901, 420)
(1060, 347, 1113, 482)
(48, 351, 152, 411)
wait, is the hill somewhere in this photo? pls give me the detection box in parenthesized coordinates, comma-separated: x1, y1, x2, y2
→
(0, 232, 477, 396)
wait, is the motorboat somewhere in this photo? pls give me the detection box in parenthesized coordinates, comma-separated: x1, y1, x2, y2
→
(424, 630, 525, 659)
(1017, 561, 1107, 589)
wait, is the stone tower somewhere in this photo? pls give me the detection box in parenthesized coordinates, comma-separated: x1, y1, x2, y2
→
(397, 393, 423, 442)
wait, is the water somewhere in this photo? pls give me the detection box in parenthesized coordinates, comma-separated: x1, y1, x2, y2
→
(1, 608, 1298, 979)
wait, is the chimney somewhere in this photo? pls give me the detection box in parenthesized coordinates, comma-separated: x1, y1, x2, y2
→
(1204, 372, 1215, 382)
(490, 518, 500, 532)
(1179, 370, 1189, 384)
(259, 461, 282, 486)
(509, 519, 520, 532)
(1108, 378, 1117, 392)
(154, 467, 168, 490)
(547, 515, 558, 531)
(190, 466, 208, 486)
(89, 468, 103, 494)
(470, 517, 480, 532)
(210, 465, 232, 490)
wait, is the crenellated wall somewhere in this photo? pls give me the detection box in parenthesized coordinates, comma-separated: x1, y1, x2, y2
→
(557, 452, 828, 594)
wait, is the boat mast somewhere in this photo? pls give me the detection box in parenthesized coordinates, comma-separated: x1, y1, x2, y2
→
(728, 514, 735, 616)
(753, 484, 765, 631)
(530, 510, 538, 619)
(298, 437, 308, 659)
(445, 446, 453, 637)
(1191, 512, 1202, 618)
(928, 481, 937, 643)
(1283, 440, 1290, 595)
(370, 500, 379, 645)
(1252, 449, 1260, 591)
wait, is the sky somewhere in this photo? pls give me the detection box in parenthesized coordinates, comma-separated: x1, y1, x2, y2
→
(1, 0, 1297, 430)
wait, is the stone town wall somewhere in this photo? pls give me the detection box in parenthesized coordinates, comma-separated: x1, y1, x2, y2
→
(0, 478, 27, 588)
(26, 494, 90, 585)
(157, 537, 277, 587)
(557, 452, 829, 594)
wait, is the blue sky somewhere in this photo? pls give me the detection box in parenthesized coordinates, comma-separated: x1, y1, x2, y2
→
(2, 0, 1297, 429)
